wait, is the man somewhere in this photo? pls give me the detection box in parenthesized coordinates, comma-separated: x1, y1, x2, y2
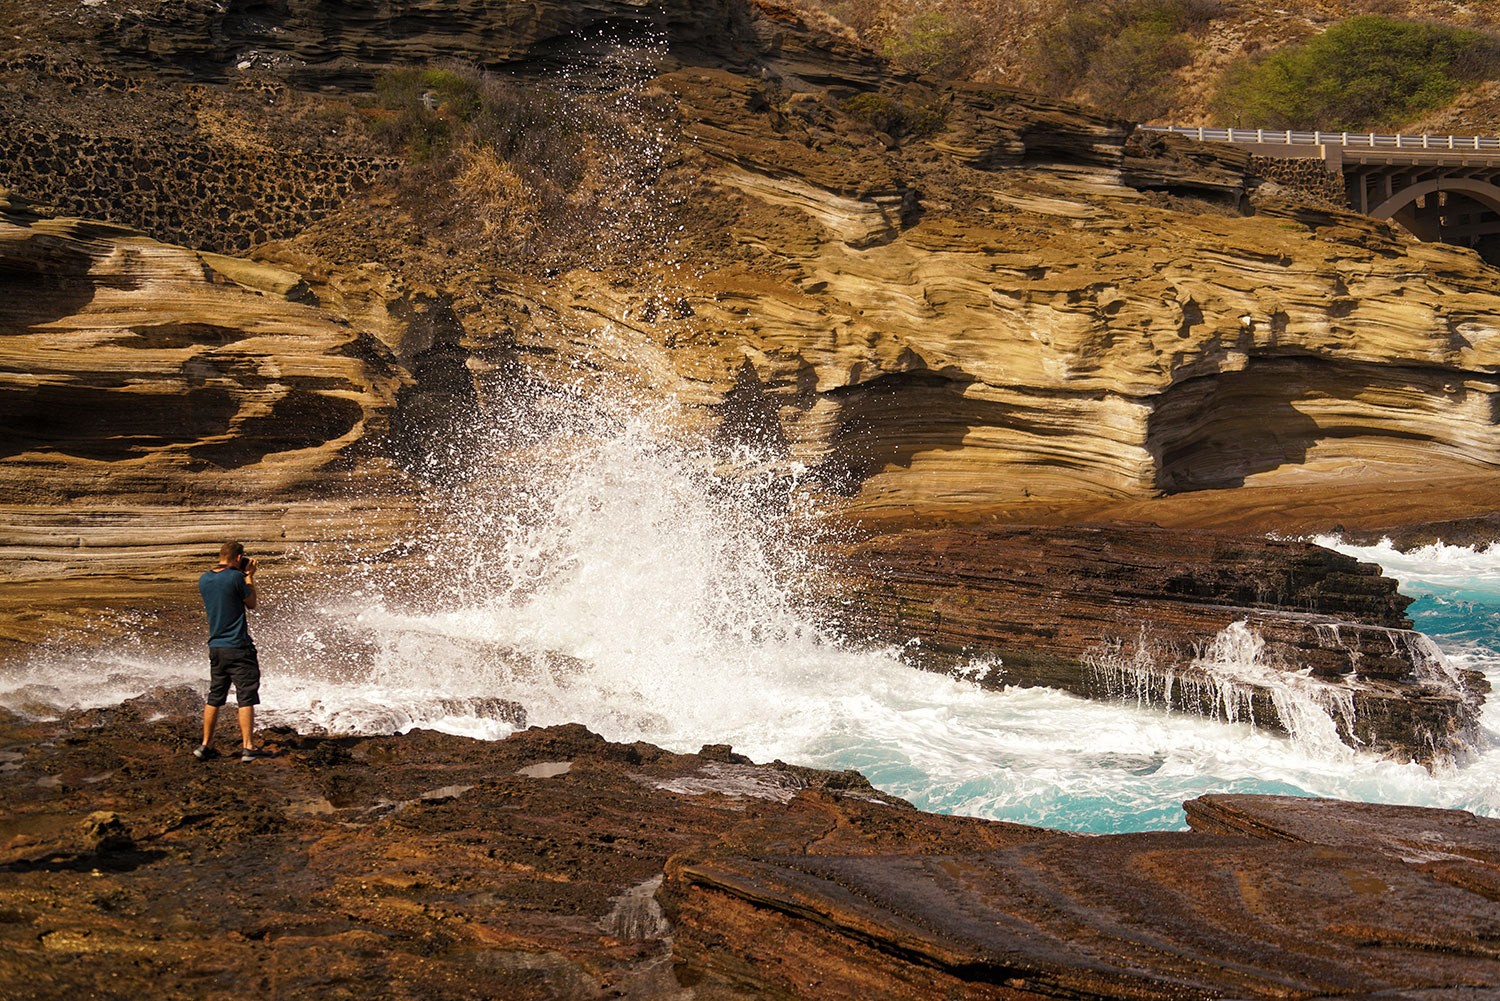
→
(194, 541, 271, 763)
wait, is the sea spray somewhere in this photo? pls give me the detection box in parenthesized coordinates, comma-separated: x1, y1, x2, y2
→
(1194, 621, 1356, 754)
(10, 470, 1500, 831)
(258, 432, 1500, 830)
(1086, 620, 1357, 753)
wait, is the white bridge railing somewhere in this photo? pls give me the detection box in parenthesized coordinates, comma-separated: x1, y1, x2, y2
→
(1142, 125, 1500, 151)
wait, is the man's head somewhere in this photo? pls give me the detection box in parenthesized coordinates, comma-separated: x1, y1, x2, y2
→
(218, 541, 245, 566)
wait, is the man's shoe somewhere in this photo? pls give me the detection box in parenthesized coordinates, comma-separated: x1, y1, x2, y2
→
(241, 746, 273, 762)
(192, 745, 218, 761)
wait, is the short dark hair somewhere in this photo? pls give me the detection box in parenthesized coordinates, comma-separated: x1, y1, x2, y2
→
(218, 541, 244, 562)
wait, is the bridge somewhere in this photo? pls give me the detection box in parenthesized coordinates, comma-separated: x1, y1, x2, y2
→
(1141, 125, 1500, 261)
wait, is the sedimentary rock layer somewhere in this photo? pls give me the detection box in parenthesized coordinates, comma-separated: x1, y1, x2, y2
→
(0, 192, 411, 507)
(3, 700, 1496, 1000)
(8, 0, 1500, 520)
(826, 523, 1487, 764)
(0, 193, 425, 651)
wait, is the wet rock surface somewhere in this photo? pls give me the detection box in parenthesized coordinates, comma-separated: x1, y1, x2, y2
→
(829, 523, 1488, 765)
(1, 693, 1497, 1000)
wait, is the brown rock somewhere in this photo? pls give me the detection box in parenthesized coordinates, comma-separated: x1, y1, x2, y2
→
(7, 0, 1500, 529)
(80, 811, 133, 854)
(3, 705, 1497, 1000)
(825, 523, 1487, 765)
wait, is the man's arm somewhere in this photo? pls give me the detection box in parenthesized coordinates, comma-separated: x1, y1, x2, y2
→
(242, 558, 258, 610)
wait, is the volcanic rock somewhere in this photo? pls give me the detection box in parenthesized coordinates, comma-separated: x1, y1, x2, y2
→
(827, 523, 1488, 765)
(2, 700, 1497, 1000)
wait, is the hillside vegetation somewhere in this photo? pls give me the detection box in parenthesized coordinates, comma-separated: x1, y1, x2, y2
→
(804, 0, 1500, 131)
(1215, 15, 1500, 129)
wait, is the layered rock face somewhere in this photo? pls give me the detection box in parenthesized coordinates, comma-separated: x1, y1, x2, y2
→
(0, 194, 403, 506)
(2, 703, 1497, 1000)
(5, 0, 1500, 522)
(1, 0, 1495, 754)
(679, 102, 1500, 513)
(827, 524, 1488, 765)
(0, 191, 427, 649)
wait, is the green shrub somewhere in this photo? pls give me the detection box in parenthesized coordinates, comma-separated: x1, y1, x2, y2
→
(879, 10, 975, 78)
(1215, 16, 1500, 130)
(841, 92, 948, 138)
(1029, 0, 1218, 120)
(371, 65, 486, 160)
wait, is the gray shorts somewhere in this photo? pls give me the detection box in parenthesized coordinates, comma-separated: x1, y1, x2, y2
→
(206, 646, 261, 707)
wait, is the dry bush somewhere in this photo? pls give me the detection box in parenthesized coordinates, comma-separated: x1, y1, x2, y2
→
(1029, 0, 1220, 120)
(451, 146, 541, 248)
(804, 0, 1000, 79)
(367, 62, 672, 263)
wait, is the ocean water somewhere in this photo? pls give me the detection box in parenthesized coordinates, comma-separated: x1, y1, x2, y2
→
(6, 399, 1497, 834)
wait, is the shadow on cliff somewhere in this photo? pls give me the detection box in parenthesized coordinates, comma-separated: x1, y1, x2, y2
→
(809, 370, 1057, 495)
(1149, 364, 1320, 492)
(0, 384, 238, 461)
(0, 221, 102, 327)
(1146, 356, 1459, 493)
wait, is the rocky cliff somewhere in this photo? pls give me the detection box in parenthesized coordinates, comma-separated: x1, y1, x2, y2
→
(2, 0, 1496, 753)
(7, 0, 1499, 525)
(828, 523, 1488, 765)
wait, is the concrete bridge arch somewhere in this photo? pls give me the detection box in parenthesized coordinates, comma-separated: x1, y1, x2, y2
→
(1368, 176, 1500, 250)
(1369, 176, 1500, 218)
(1141, 127, 1500, 262)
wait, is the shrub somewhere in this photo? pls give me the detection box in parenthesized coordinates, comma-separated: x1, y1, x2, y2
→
(841, 92, 948, 138)
(365, 62, 673, 263)
(451, 146, 541, 246)
(879, 10, 976, 78)
(1029, 0, 1218, 120)
(1215, 16, 1500, 130)
(806, 0, 989, 79)
(1084, 21, 1192, 120)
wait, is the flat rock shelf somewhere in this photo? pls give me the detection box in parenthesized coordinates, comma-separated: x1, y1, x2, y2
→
(1, 696, 1496, 1000)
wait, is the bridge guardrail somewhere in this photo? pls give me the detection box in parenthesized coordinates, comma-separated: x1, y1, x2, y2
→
(1141, 125, 1500, 151)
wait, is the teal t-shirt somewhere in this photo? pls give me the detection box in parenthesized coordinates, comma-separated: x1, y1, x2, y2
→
(199, 567, 253, 648)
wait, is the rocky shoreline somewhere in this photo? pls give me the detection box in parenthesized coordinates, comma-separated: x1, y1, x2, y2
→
(2, 690, 1497, 1000)
(829, 523, 1489, 766)
(3, 0, 1500, 994)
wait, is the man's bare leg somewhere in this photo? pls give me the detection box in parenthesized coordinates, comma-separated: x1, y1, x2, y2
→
(238, 705, 255, 749)
(201, 704, 219, 748)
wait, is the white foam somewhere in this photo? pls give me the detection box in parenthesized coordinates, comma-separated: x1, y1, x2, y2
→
(8, 409, 1500, 832)
(1312, 534, 1500, 601)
